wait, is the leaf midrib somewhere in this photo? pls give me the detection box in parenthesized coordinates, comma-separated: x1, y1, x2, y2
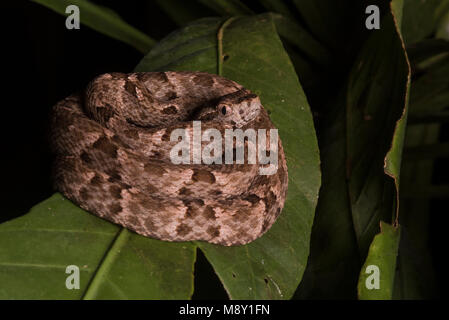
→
(81, 228, 130, 299)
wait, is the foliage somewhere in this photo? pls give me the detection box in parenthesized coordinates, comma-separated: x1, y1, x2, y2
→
(1, 0, 447, 299)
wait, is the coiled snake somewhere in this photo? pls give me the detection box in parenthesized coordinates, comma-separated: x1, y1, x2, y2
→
(51, 71, 288, 246)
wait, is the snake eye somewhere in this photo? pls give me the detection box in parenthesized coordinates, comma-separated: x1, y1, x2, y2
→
(221, 106, 227, 115)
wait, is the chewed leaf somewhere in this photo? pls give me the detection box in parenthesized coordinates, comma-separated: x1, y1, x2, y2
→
(358, 222, 401, 300)
(295, 1, 410, 299)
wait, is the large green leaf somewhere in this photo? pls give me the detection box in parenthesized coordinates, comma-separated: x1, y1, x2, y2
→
(355, 1, 411, 300)
(294, 92, 362, 299)
(270, 14, 331, 68)
(291, 0, 378, 54)
(393, 44, 449, 299)
(153, 0, 333, 94)
(136, 13, 321, 300)
(402, 0, 449, 45)
(32, 0, 155, 53)
(346, 1, 410, 256)
(393, 0, 449, 298)
(351, 1, 410, 300)
(0, 193, 195, 299)
(296, 2, 410, 299)
(1, 13, 320, 299)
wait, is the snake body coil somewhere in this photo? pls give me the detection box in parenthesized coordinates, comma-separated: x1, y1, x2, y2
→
(51, 71, 288, 246)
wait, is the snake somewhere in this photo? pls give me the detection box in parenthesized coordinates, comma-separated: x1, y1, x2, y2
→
(50, 71, 288, 246)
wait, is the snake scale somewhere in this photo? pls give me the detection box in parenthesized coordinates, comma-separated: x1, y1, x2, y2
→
(51, 71, 288, 246)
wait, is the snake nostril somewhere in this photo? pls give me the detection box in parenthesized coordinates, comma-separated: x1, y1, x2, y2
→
(221, 106, 227, 115)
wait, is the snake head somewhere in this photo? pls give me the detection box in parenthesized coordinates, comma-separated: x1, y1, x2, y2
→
(216, 89, 261, 127)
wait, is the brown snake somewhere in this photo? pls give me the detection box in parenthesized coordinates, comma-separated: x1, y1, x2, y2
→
(51, 71, 288, 246)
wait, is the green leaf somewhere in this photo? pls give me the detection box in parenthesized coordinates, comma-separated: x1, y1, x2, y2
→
(291, 0, 372, 53)
(395, 120, 439, 298)
(271, 14, 331, 67)
(178, 0, 335, 92)
(0, 193, 196, 299)
(294, 92, 362, 299)
(357, 222, 401, 300)
(406, 39, 449, 66)
(1, 13, 320, 300)
(346, 1, 410, 255)
(136, 13, 321, 299)
(258, 0, 297, 21)
(436, 2, 449, 40)
(384, 0, 410, 209)
(359, 1, 420, 300)
(408, 53, 449, 112)
(393, 44, 449, 299)
(31, 0, 155, 53)
(352, 2, 410, 301)
(296, 1, 410, 299)
(402, 0, 449, 45)
(154, 0, 333, 95)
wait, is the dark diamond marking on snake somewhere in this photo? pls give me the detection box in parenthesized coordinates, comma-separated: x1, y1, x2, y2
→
(176, 223, 192, 236)
(90, 174, 103, 186)
(81, 152, 92, 164)
(93, 136, 118, 158)
(105, 168, 122, 182)
(192, 169, 216, 184)
(79, 187, 91, 201)
(109, 185, 122, 199)
(124, 129, 139, 139)
(179, 187, 193, 196)
(96, 104, 115, 123)
(207, 226, 220, 238)
(193, 74, 214, 87)
(203, 206, 216, 220)
(109, 203, 122, 215)
(125, 81, 137, 96)
(165, 91, 178, 100)
(244, 194, 261, 205)
(162, 106, 178, 115)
